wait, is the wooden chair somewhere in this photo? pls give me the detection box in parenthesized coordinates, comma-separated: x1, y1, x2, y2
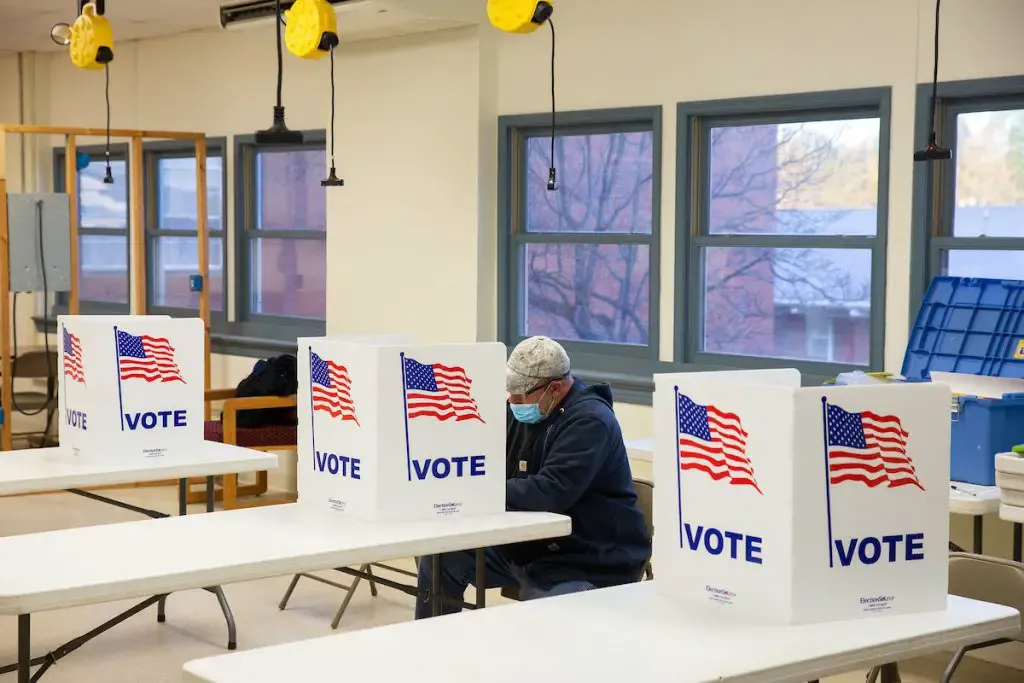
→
(501, 476, 654, 601)
(194, 388, 298, 509)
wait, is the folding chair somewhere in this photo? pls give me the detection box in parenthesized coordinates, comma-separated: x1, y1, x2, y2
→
(501, 476, 654, 602)
(865, 552, 1024, 683)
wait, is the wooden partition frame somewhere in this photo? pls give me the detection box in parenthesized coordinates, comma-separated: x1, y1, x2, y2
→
(0, 125, 212, 450)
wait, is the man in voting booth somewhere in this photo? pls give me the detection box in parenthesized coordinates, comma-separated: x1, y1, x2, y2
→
(415, 336, 651, 619)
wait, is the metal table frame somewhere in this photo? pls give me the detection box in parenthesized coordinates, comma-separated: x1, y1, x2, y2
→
(2, 478, 237, 683)
(279, 549, 487, 628)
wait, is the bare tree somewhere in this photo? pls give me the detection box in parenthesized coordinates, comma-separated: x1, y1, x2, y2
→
(524, 132, 653, 345)
(521, 122, 873, 361)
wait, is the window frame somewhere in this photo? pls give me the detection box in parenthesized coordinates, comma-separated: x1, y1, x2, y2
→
(677, 88, 892, 375)
(52, 143, 132, 315)
(910, 75, 1024, 320)
(143, 138, 229, 320)
(496, 107, 663, 396)
(232, 131, 328, 342)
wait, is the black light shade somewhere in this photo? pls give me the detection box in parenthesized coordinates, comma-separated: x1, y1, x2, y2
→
(321, 166, 344, 187)
(256, 105, 303, 145)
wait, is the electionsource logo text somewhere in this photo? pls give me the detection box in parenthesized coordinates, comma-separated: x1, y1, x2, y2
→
(705, 585, 736, 605)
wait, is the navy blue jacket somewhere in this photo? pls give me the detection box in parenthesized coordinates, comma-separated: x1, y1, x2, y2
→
(500, 381, 651, 590)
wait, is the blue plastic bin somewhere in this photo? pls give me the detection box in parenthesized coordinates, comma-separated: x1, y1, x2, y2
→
(903, 276, 1024, 486)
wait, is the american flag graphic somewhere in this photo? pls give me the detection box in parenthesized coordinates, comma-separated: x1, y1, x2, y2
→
(825, 402, 922, 490)
(403, 356, 484, 423)
(677, 393, 762, 494)
(63, 327, 85, 384)
(116, 330, 184, 383)
(310, 351, 359, 425)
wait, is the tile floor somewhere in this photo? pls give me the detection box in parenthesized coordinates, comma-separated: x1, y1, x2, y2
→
(0, 487, 1020, 683)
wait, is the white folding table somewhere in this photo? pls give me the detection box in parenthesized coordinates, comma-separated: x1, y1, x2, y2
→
(0, 442, 279, 516)
(0, 442, 279, 681)
(0, 504, 570, 682)
(182, 582, 1019, 683)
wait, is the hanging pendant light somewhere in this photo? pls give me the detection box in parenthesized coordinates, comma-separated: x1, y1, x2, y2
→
(488, 1, 558, 191)
(255, 0, 303, 144)
(914, 0, 951, 162)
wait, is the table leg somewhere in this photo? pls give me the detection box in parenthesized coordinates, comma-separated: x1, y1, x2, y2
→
(178, 478, 187, 516)
(879, 662, 901, 683)
(206, 476, 215, 513)
(18, 614, 29, 683)
(973, 515, 983, 554)
(208, 586, 237, 650)
(475, 548, 486, 609)
(1014, 523, 1022, 563)
(157, 596, 167, 623)
(431, 554, 443, 618)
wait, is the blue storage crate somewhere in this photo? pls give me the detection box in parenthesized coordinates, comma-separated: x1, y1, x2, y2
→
(903, 276, 1024, 485)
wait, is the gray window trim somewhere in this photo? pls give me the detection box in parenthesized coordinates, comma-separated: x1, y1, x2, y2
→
(496, 106, 664, 385)
(910, 75, 1024, 323)
(232, 131, 328, 344)
(143, 138, 229, 323)
(51, 143, 132, 314)
(676, 87, 892, 374)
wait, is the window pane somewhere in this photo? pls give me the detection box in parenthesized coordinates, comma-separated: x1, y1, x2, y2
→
(79, 160, 128, 229)
(156, 156, 223, 231)
(945, 249, 1024, 279)
(702, 247, 871, 364)
(250, 237, 326, 319)
(953, 109, 1024, 236)
(151, 236, 224, 310)
(708, 119, 880, 235)
(256, 149, 326, 231)
(520, 243, 650, 345)
(80, 234, 128, 303)
(526, 132, 654, 234)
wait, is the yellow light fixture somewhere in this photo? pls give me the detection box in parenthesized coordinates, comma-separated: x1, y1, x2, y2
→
(68, 2, 115, 71)
(285, 0, 340, 59)
(488, 0, 558, 191)
(487, 0, 553, 34)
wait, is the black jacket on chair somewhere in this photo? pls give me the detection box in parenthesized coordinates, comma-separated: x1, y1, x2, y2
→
(499, 380, 651, 590)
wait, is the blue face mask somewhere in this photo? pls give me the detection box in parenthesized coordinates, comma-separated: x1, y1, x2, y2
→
(510, 402, 544, 424)
(509, 384, 553, 424)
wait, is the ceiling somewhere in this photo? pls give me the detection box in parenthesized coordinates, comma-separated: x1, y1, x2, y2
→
(0, 0, 472, 55)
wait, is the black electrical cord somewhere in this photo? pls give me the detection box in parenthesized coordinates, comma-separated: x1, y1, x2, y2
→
(11, 201, 57, 433)
(926, 0, 942, 142)
(329, 46, 336, 168)
(104, 63, 113, 183)
(547, 18, 557, 191)
(914, 0, 949, 161)
(275, 0, 284, 108)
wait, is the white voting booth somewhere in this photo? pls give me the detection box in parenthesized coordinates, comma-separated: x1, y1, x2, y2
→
(57, 315, 204, 460)
(652, 369, 951, 624)
(297, 337, 506, 522)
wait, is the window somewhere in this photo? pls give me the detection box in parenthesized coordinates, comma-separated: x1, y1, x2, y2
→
(911, 76, 1024, 311)
(145, 140, 227, 314)
(680, 89, 890, 369)
(498, 108, 661, 371)
(54, 145, 131, 311)
(236, 133, 327, 334)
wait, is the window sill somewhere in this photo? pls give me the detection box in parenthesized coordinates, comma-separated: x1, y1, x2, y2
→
(570, 360, 849, 407)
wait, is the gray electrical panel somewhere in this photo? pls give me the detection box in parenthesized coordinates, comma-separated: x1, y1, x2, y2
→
(8, 193, 72, 293)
